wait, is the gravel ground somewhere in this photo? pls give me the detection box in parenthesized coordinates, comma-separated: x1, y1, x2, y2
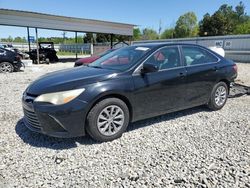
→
(235, 63, 250, 86)
(0, 62, 249, 188)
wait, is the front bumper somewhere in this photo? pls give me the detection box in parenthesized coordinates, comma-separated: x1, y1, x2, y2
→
(22, 94, 89, 138)
(13, 61, 24, 71)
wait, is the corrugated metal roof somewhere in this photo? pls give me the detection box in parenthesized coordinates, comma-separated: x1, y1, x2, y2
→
(0, 9, 135, 36)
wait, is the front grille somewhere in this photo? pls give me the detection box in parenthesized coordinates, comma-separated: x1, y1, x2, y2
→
(23, 108, 41, 130)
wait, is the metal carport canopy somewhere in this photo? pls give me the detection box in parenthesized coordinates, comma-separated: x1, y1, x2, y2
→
(0, 9, 135, 36)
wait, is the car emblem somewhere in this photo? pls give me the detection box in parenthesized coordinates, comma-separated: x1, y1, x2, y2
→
(24, 94, 35, 104)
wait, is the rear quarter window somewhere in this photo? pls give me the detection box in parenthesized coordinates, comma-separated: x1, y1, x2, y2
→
(182, 46, 218, 66)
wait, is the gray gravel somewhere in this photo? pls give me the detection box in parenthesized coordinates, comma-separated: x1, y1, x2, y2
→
(0, 62, 249, 188)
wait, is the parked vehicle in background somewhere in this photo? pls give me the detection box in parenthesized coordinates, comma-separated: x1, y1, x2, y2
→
(0, 43, 29, 59)
(74, 48, 116, 67)
(0, 47, 24, 73)
(22, 43, 237, 142)
(27, 42, 59, 64)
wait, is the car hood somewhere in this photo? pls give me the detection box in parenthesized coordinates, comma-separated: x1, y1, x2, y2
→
(26, 66, 117, 95)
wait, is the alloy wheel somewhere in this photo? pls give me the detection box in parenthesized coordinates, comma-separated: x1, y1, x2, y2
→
(215, 86, 227, 106)
(97, 105, 125, 136)
(0, 62, 12, 73)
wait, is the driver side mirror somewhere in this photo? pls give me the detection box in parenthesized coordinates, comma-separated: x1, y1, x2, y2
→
(141, 63, 158, 74)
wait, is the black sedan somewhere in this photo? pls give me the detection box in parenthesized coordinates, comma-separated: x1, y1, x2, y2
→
(0, 47, 23, 73)
(22, 43, 237, 142)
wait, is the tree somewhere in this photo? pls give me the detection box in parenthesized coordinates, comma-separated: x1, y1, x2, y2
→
(199, 8, 234, 36)
(175, 12, 198, 38)
(6, 36, 13, 42)
(200, 11, 230, 36)
(199, 2, 249, 36)
(113, 35, 130, 42)
(96, 33, 110, 43)
(161, 28, 175, 39)
(141, 28, 158, 40)
(234, 20, 250, 34)
(199, 13, 212, 36)
(133, 28, 141, 40)
(13, 37, 26, 43)
(83, 33, 93, 43)
(236, 1, 245, 18)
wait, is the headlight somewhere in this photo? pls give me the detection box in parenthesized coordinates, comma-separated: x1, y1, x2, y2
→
(35, 88, 85, 105)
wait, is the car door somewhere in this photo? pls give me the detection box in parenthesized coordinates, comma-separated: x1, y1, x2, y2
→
(181, 45, 220, 106)
(131, 46, 187, 121)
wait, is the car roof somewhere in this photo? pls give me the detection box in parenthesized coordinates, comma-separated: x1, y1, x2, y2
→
(132, 42, 204, 49)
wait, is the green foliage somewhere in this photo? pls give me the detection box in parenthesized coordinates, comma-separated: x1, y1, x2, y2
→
(175, 12, 198, 38)
(38, 36, 84, 44)
(199, 2, 250, 36)
(161, 28, 175, 39)
(96, 33, 110, 43)
(13, 37, 26, 43)
(141, 28, 159, 40)
(1, 36, 26, 43)
(113, 35, 130, 42)
(83, 33, 94, 43)
(133, 28, 141, 40)
(234, 20, 250, 34)
(199, 12, 229, 36)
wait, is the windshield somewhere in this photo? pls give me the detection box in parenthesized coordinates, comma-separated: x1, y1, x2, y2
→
(98, 49, 113, 57)
(88, 46, 151, 71)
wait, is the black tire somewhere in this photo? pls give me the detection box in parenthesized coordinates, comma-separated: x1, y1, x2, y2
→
(54, 56, 59, 62)
(0, 62, 14, 73)
(32, 59, 38, 64)
(207, 82, 228, 110)
(86, 98, 130, 142)
(45, 58, 50, 64)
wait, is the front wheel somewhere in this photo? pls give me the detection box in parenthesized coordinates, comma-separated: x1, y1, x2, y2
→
(86, 98, 130, 142)
(0, 62, 14, 73)
(208, 82, 228, 110)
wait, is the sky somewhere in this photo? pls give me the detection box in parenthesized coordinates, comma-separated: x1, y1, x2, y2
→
(0, 0, 250, 39)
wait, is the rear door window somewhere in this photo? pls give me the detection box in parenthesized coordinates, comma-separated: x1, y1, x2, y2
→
(182, 46, 218, 66)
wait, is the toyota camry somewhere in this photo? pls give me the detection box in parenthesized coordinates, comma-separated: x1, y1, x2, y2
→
(22, 43, 237, 142)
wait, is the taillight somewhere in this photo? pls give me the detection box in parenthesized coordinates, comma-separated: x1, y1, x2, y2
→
(233, 64, 237, 73)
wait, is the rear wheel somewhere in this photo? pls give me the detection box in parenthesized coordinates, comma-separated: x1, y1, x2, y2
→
(45, 58, 50, 64)
(0, 62, 14, 73)
(54, 55, 59, 62)
(86, 98, 129, 142)
(208, 82, 228, 110)
(32, 59, 38, 64)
